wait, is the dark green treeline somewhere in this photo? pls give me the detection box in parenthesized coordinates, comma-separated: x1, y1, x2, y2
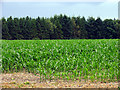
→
(1, 14, 120, 40)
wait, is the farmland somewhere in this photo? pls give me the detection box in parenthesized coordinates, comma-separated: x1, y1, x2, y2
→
(2, 39, 119, 83)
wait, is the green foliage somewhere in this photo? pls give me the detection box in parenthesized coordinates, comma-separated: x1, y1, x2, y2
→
(2, 15, 119, 40)
(2, 39, 118, 82)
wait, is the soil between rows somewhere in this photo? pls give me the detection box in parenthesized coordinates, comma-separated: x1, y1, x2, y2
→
(0, 72, 119, 88)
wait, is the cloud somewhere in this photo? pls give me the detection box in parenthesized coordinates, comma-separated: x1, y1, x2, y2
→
(1, 0, 106, 2)
(106, 0, 119, 2)
(104, 0, 119, 4)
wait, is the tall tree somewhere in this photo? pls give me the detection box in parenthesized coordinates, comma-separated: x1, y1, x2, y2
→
(94, 17, 103, 39)
(30, 18, 37, 39)
(113, 19, 119, 39)
(103, 19, 116, 39)
(40, 17, 50, 39)
(2, 17, 11, 39)
(71, 16, 80, 39)
(58, 14, 73, 39)
(45, 19, 55, 39)
(7, 16, 15, 39)
(76, 16, 87, 39)
(13, 18, 23, 39)
(36, 16, 42, 39)
(23, 16, 32, 39)
(86, 17, 96, 39)
(19, 17, 26, 39)
(50, 15, 63, 39)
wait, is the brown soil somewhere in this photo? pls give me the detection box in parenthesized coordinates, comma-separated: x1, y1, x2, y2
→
(0, 72, 119, 88)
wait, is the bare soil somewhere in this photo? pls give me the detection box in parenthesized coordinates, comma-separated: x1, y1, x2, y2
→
(0, 72, 119, 88)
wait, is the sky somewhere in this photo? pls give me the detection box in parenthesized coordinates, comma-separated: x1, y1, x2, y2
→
(0, 0, 119, 20)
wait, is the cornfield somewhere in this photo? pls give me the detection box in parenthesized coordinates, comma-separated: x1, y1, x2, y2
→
(2, 39, 119, 82)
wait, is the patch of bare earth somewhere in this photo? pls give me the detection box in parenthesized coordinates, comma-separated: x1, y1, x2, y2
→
(0, 72, 119, 88)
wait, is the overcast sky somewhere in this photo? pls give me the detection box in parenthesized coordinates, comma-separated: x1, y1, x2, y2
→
(1, 0, 119, 20)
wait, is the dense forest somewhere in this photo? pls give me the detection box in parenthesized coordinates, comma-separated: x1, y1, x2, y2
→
(1, 14, 120, 40)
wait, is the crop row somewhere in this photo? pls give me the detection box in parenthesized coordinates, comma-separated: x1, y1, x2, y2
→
(2, 39, 119, 82)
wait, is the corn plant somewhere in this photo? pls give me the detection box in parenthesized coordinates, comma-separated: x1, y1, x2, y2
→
(2, 39, 119, 82)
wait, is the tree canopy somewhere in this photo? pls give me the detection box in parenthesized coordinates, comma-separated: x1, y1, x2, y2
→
(1, 14, 120, 40)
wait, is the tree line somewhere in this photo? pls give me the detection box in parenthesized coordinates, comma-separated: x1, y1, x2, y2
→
(1, 14, 120, 40)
